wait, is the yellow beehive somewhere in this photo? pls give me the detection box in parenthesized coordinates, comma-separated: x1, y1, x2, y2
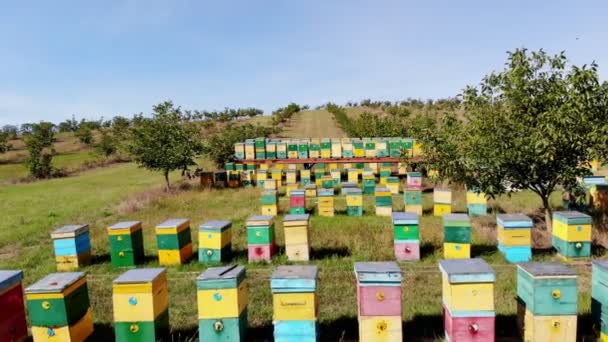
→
(368, 163, 378, 174)
(264, 179, 277, 190)
(523, 311, 576, 342)
(405, 204, 423, 215)
(305, 184, 317, 198)
(386, 182, 399, 195)
(553, 219, 592, 242)
(317, 189, 335, 217)
(413, 142, 422, 157)
(286, 170, 297, 184)
(274, 163, 284, 170)
(197, 266, 247, 319)
(112, 268, 168, 323)
(358, 316, 402, 342)
(261, 205, 278, 216)
(31, 310, 94, 342)
(397, 162, 407, 175)
(466, 191, 487, 205)
(155, 219, 192, 266)
(330, 169, 341, 183)
(346, 192, 363, 206)
(285, 183, 299, 196)
(331, 140, 342, 158)
(441, 273, 494, 312)
(283, 214, 311, 261)
(443, 243, 470, 259)
(348, 169, 359, 183)
(271, 169, 282, 186)
(434, 203, 452, 216)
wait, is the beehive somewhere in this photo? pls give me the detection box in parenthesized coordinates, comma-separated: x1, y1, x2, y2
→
(0, 270, 27, 342)
(271, 168, 283, 187)
(300, 169, 311, 186)
(342, 139, 354, 158)
(552, 211, 592, 260)
(276, 142, 287, 159)
(227, 171, 241, 188)
(375, 187, 392, 216)
(283, 214, 311, 261)
(271, 266, 319, 341)
(51, 224, 91, 271)
(433, 187, 452, 216)
(443, 214, 471, 259)
(368, 162, 378, 175)
(376, 139, 388, 157)
(197, 265, 247, 341)
(244, 140, 255, 160)
(320, 175, 334, 189)
(264, 178, 277, 191)
(266, 141, 277, 159)
(298, 140, 309, 159)
(406, 172, 422, 189)
(305, 184, 317, 198)
(26, 272, 93, 342)
(439, 259, 496, 342)
(241, 170, 254, 187)
(256, 169, 267, 187)
(309, 138, 320, 158)
(344, 188, 363, 217)
(320, 138, 331, 158)
(341, 182, 358, 189)
(364, 141, 376, 158)
(392, 212, 420, 261)
(286, 169, 297, 184)
(386, 176, 399, 194)
(234, 143, 245, 160)
(347, 168, 359, 184)
(108, 221, 145, 268)
(467, 190, 488, 216)
(389, 139, 401, 158)
(261, 190, 278, 216)
(254, 138, 266, 160)
(317, 188, 335, 217)
(155, 219, 193, 265)
(353, 140, 364, 157)
(224, 162, 235, 171)
(199, 220, 232, 263)
(330, 169, 341, 185)
(516, 262, 577, 341)
(497, 214, 533, 263)
(354, 262, 402, 342)
(397, 162, 407, 175)
(403, 188, 423, 215)
(290, 189, 306, 215)
(592, 260, 608, 339)
(246, 215, 276, 262)
(286, 183, 299, 197)
(235, 163, 244, 172)
(379, 166, 391, 184)
(402, 138, 414, 157)
(362, 173, 376, 195)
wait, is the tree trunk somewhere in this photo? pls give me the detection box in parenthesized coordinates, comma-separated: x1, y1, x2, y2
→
(164, 170, 171, 191)
(541, 195, 553, 232)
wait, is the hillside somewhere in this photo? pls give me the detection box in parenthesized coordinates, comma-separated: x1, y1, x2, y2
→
(279, 109, 346, 138)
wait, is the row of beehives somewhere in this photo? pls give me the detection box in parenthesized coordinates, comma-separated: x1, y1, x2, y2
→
(234, 137, 422, 160)
(2, 260, 606, 341)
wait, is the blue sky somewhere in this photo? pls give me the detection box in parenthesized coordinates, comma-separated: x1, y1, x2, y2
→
(1, 0, 607, 125)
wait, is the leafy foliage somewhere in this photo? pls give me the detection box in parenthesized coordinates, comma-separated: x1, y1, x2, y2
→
(327, 103, 410, 137)
(271, 103, 301, 125)
(23, 122, 56, 178)
(204, 123, 277, 167)
(128, 101, 204, 189)
(75, 125, 94, 145)
(0, 131, 12, 153)
(95, 130, 118, 157)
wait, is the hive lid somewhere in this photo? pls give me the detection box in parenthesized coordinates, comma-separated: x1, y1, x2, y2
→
(199, 220, 232, 231)
(50, 224, 89, 238)
(305, 184, 317, 189)
(114, 268, 166, 284)
(407, 172, 422, 177)
(496, 214, 532, 228)
(375, 187, 391, 193)
(438, 259, 495, 283)
(443, 214, 470, 226)
(284, 214, 310, 222)
(108, 221, 141, 230)
(271, 266, 318, 292)
(26, 272, 85, 293)
(354, 262, 402, 284)
(593, 260, 608, 271)
(342, 188, 362, 195)
(246, 215, 274, 226)
(290, 190, 305, 196)
(553, 211, 592, 224)
(156, 219, 190, 229)
(0, 270, 23, 292)
(518, 262, 576, 278)
(392, 212, 419, 224)
(198, 265, 245, 281)
(318, 189, 334, 196)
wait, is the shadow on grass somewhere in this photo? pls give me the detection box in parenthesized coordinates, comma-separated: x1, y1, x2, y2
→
(420, 242, 439, 260)
(472, 244, 498, 257)
(89, 253, 111, 265)
(91, 323, 199, 342)
(531, 246, 555, 256)
(311, 246, 351, 259)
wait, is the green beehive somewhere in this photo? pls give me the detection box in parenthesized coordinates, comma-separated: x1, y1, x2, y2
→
(321, 138, 331, 158)
(321, 176, 334, 189)
(225, 162, 235, 171)
(107, 221, 145, 267)
(266, 141, 277, 159)
(261, 190, 278, 205)
(277, 143, 287, 159)
(298, 140, 309, 159)
(235, 163, 244, 172)
(402, 138, 414, 157)
(363, 176, 376, 195)
(389, 139, 401, 157)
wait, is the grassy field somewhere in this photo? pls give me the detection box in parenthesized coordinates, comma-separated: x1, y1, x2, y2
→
(280, 109, 347, 138)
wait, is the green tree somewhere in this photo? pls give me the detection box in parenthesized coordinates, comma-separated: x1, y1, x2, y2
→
(75, 125, 94, 145)
(128, 101, 204, 190)
(95, 130, 117, 157)
(0, 132, 12, 153)
(24, 122, 56, 178)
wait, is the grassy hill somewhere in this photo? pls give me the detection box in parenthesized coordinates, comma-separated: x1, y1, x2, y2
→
(279, 109, 346, 138)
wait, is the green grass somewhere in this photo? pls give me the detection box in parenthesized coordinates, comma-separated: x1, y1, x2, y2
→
(280, 109, 347, 138)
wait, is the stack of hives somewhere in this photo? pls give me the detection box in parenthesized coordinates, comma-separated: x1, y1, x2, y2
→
(342, 138, 353, 157)
(0, 270, 27, 341)
(317, 188, 335, 217)
(443, 214, 471, 259)
(385, 176, 399, 194)
(404, 187, 423, 215)
(107, 221, 145, 267)
(271, 266, 319, 341)
(320, 138, 331, 158)
(592, 260, 608, 339)
(439, 259, 496, 342)
(156, 219, 193, 265)
(364, 139, 376, 158)
(246, 215, 276, 262)
(330, 168, 341, 185)
(197, 265, 247, 341)
(300, 169, 311, 186)
(375, 187, 392, 216)
(433, 187, 452, 216)
(330, 139, 341, 158)
(199, 220, 232, 263)
(309, 138, 320, 158)
(298, 139, 309, 159)
(347, 168, 359, 183)
(290, 189, 306, 214)
(344, 187, 363, 216)
(305, 183, 317, 198)
(392, 212, 420, 261)
(255, 138, 266, 159)
(284, 214, 311, 261)
(376, 139, 388, 157)
(26, 272, 94, 341)
(51, 224, 91, 271)
(256, 169, 267, 187)
(379, 165, 391, 184)
(362, 168, 376, 195)
(314, 166, 325, 186)
(552, 211, 592, 260)
(516, 262, 578, 341)
(113, 268, 169, 341)
(266, 140, 277, 159)
(277, 141, 287, 159)
(497, 214, 533, 263)
(467, 190, 488, 216)
(287, 140, 298, 159)
(261, 190, 278, 216)
(354, 262, 403, 341)
(244, 139, 255, 160)
(406, 171, 422, 189)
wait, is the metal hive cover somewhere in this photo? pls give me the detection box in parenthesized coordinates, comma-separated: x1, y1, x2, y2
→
(354, 261, 400, 274)
(52, 224, 89, 235)
(553, 211, 591, 220)
(199, 220, 231, 230)
(26, 272, 85, 293)
(284, 214, 310, 222)
(247, 215, 274, 222)
(496, 214, 532, 223)
(518, 262, 576, 277)
(156, 219, 189, 228)
(439, 259, 495, 276)
(113, 268, 166, 284)
(272, 265, 318, 280)
(443, 213, 470, 222)
(198, 265, 245, 281)
(593, 260, 608, 271)
(108, 221, 141, 230)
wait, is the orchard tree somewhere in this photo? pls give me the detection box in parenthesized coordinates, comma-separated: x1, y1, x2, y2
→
(0, 132, 11, 153)
(75, 125, 94, 145)
(204, 123, 277, 167)
(24, 122, 56, 178)
(128, 101, 204, 190)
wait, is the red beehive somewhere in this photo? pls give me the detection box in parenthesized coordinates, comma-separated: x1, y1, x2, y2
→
(0, 270, 27, 342)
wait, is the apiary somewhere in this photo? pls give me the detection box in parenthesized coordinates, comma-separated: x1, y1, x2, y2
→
(433, 187, 452, 216)
(467, 190, 488, 216)
(51, 224, 91, 271)
(443, 214, 471, 259)
(108, 221, 145, 268)
(0, 270, 27, 342)
(155, 219, 193, 265)
(375, 187, 392, 216)
(344, 188, 363, 217)
(317, 188, 335, 217)
(26, 272, 93, 342)
(271, 266, 319, 341)
(552, 211, 592, 260)
(260, 190, 278, 216)
(290, 189, 306, 215)
(199, 220, 232, 263)
(392, 212, 420, 261)
(246, 215, 276, 262)
(283, 214, 311, 261)
(197, 265, 247, 341)
(497, 214, 533, 263)
(439, 259, 496, 342)
(354, 262, 402, 342)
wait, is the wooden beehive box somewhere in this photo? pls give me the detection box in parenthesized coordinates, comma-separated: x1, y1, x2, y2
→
(113, 268, 169, 341)
(392, 212, 420, 261)
(199, 220, 232, 263)
(26, 272, 93, 341)
(0, 270, 27, 342)
(107, 221, 145, 268)
(155, 219, 192, 265)
(283, 214, 311, 261)
(197, 265, 247, 341)
(552, 211, 592, 260)
(317, 188, 335, 217)
(246, 215, 276, 262)
(443, 214, 471, 259)
(496, 214, 532, 263)
(51, 224, 91, 271)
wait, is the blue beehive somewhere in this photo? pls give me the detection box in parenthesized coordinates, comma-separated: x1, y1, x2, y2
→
(51, 224, 91, 271)
(497, 214, 533, 263)
(592, 260, 608, 337)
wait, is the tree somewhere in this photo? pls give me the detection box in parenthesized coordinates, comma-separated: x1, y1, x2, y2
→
(0, 132, 11, 153)
(24, 122, 56, 178)
(128, 101, 204, 190)
(95, 130, 117, 157)
(2, 125, 18, 139)
(75, 125, 94, 145)
(414, 49, 608, 230)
